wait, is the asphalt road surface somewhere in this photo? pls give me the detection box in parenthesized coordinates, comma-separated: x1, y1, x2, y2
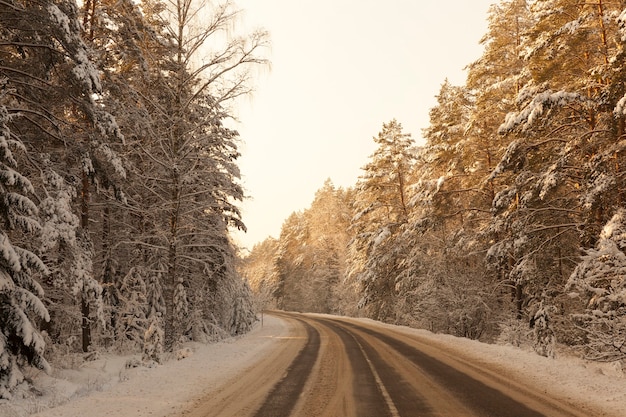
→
(181, 312, 601, 417)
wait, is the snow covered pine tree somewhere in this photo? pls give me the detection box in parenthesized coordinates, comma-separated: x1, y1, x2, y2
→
(0, 92, 50, 399)
(568, 210, 626, 362)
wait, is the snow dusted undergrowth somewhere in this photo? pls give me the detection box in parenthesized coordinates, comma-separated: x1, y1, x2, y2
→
(0, 314, 624, 417)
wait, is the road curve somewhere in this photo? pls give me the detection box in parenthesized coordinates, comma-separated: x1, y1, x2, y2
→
(181, 312, 608, 417)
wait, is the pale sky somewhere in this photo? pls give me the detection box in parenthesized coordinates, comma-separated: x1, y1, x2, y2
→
(232, 0, 495, 251)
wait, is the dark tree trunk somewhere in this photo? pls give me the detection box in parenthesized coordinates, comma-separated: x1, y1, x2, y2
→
(164, 171, 180, 351)
(81, 170, 91, 352)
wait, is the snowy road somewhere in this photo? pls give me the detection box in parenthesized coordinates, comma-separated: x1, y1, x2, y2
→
(182, 312, 596, 417)
(21, 311, 623, 417)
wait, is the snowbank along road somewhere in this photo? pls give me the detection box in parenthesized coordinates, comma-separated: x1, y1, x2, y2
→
(181, 311, 602, 417)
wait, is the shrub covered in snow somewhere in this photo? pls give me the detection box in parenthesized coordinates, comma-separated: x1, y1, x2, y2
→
(142, 318, 164, 365)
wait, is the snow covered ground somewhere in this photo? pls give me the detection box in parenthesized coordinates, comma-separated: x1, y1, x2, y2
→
(0, 314, 624, 417)
(0, 315, 290, 417)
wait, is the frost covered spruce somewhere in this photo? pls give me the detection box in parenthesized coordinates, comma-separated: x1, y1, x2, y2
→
(0, 98, 50, 399)
(567, 209, 626, 362)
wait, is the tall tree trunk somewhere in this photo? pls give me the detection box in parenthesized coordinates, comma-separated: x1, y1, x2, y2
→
(397, 166, 409, 223)
(81, 297, 90, 352)
(81, 0, 98, 41)
(164, 171, 180, 351)
(164, 240, 176, 350)
(81, 170, 91, 352)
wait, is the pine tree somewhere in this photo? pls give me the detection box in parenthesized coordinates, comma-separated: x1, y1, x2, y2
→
(116, 267, 148, 349)
(143, 263, 165, 363)
(304, 180, 351, 313)
(229, 279, 256, 335)
(348, 120, 416, 321)
(273, 212, 311, 311)
(240, 238, 280, 310)
(395, 80, 494, 337)
(0, 90, 50, 399)
(492, 0, 625, 332)
(101, 0, 268, 350)
(75, 0, 174, 350)
(418, 80, 478, 224)
(466, 0, 531, 204)
(142, 318, 164, 365)
(0, 0, 266, 363)
(245, 180, 353, 314)
(463, 0, 534, 329)
(567, 209, 626, 362)
(2, 0, 125, 353)
(38, 159, 104, 351)
(146, 263, 166, 322)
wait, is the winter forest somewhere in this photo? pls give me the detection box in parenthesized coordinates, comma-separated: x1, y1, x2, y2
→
(243, 0, 626, 368)
(0, 0, 267, 398)
(2, 0, 626, 404)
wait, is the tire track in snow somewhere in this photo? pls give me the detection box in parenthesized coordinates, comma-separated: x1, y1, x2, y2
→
(252, 315, 320, 417)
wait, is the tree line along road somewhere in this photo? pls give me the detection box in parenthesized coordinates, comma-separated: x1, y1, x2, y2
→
(180, 311, 605, 417)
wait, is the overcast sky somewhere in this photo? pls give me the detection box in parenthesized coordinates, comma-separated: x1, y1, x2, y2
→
(232, 0, 495, 251)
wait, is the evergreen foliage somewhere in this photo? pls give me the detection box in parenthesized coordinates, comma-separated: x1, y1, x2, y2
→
(0, 0, 266, 397)
(567, 210, 626, 361)
(116, 267, 148, 349)
(349, 120, 415, 321)
(242, 0, 626, 366)
(0, 90, 50, 399)
(4, 0, 626, 398)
